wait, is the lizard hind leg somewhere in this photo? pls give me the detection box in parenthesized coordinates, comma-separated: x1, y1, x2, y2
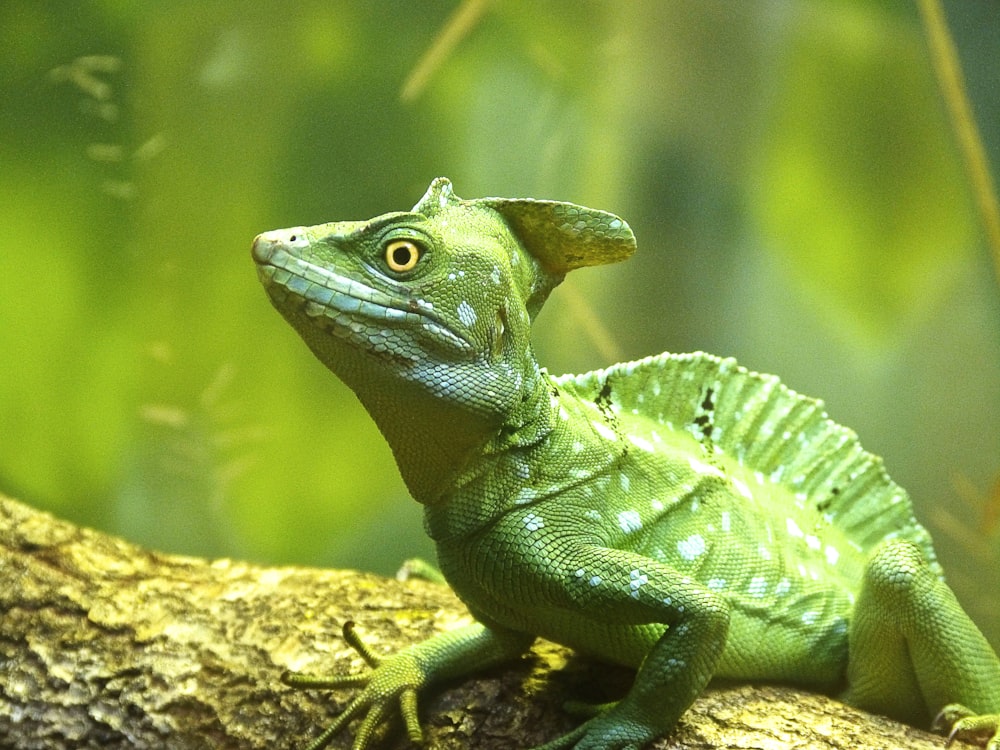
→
(844, 539, 1000, 745)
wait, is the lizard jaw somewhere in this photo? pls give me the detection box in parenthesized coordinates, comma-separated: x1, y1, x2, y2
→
(251, 231, 473, 358)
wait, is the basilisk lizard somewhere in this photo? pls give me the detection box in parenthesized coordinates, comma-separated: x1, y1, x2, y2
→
(252, 178, 1000, 750)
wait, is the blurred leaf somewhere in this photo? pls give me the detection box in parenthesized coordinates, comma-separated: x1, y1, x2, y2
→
(0, 2, 997, 647)
(750, 1, 976, 349)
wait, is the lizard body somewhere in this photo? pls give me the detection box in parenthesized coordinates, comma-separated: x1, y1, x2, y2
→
(252, 178, 1000, 749)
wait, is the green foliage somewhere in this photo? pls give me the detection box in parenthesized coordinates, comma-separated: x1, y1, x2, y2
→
(751, 1, 975, 348)
(0, 0, 996, 642)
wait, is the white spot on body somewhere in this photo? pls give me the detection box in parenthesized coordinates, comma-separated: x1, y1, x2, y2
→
(618, 510, 643, 534)
(629, 569, 649, 599)
(732, 477, 753, 500)
(825, 545, 840, 566)
(707, 578, 727, 591)
(720, 511, 731, 533)
(620, 474, 631, 492)
(522, 513, 544, 532)
(775, 578, 791, 596)
(688, 456, 725, 479)
(592, 420, 617, 441)
(802, 611, 820, 625)
(758, 544, 772, 560)
(627, 434, 655, 452)
(514, 487, 536, 505)
(748, 577, 768, 597)
(589, 575, 602, 587)
(677, 534, 706, 561)
(513, 459, 530, 479)
(786, 518, 804, 538)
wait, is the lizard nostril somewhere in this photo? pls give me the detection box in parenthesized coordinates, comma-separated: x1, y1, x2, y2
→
(251, 234, 276, 263)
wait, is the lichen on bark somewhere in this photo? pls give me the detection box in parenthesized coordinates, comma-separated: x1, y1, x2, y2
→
(0, 495, 963, 749)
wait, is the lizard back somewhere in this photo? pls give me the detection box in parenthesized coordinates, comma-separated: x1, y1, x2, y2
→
(552, 350, 941, 574)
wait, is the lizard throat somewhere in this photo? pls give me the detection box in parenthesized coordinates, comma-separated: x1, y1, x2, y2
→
(252, 237, 472, 356)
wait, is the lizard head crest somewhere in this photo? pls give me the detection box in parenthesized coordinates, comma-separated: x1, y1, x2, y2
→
(413, 177, 636, 318)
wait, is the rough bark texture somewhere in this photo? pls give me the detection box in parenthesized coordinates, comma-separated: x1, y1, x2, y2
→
(0, 494, 969, 749)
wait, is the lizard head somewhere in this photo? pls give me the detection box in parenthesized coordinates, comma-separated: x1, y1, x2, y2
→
(251, 177, 635, 424)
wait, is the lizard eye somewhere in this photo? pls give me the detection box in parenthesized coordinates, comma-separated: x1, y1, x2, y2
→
(384, 239, 422, 273)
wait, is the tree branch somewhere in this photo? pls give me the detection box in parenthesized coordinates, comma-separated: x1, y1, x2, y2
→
(0, 494, 963, 749)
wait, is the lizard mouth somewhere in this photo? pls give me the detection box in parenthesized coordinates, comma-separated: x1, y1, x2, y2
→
(251, 232, 473, 355)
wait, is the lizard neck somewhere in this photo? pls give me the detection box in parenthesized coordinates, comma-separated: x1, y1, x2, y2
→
(423, 364, 566, 543)
(349, 348, 553, 506)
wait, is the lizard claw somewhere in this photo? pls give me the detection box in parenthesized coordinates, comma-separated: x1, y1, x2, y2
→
(935, 703, 1000, 750)
(282, 621, 426, 750)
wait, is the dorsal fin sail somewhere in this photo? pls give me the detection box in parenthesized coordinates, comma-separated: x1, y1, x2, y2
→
(553, 350, 941, 571)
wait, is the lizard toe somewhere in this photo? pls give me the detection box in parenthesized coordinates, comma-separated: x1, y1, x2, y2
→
(938, 703, 1000, 750)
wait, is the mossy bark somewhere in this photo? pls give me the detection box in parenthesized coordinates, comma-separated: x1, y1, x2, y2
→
(0, 494, 964, 749)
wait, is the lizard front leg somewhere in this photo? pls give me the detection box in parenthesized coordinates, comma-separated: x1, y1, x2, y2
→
(531, 545, 731, 750)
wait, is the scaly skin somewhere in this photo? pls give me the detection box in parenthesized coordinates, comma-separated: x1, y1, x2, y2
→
(252, 178, 1000, 749)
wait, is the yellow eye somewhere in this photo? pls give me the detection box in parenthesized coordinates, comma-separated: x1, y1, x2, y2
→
(384, 239, 422, 273)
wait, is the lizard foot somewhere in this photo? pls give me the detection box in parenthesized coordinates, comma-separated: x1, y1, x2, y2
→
(282, 621, 424, 750)
(528, 706, 659, 750)
(935, 704, 1000, 750)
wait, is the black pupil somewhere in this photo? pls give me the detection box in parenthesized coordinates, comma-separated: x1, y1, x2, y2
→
(392, 244, 413, 267)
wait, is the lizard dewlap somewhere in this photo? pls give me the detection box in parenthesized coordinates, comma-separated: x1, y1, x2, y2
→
(253, 178, 1000, 750)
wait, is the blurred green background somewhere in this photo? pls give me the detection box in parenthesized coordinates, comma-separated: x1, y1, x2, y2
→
(1, 1, 998, 644)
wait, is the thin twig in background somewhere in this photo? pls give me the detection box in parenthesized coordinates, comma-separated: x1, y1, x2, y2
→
(917, 0, 1000, 290)
(401, 0, 491, 103)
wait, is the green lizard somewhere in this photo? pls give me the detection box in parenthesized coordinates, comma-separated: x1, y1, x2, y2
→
(252, 177, 1000, 750)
